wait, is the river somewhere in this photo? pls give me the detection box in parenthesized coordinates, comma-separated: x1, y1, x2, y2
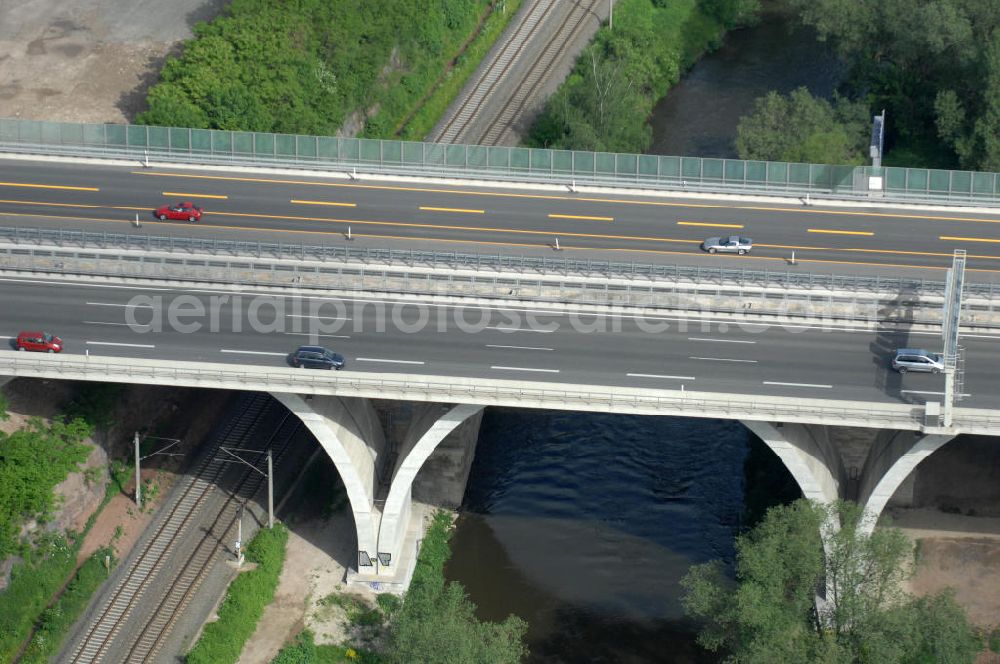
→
(445, 409, 799, 663)
(442, 6, 841, 662)
(648, 3, 844, 158)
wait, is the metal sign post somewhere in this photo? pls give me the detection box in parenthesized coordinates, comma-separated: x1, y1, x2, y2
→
(216, 446, 275, 528)
(134, 434, 183, 508)
(941, 250, 966, 427)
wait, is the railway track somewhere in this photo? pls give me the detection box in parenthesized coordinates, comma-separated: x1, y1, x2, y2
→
(127, 415, 301, 662)
(430, 0, 554, 144)
(431, 0, 604, 146)
(63, 393, 298, 664)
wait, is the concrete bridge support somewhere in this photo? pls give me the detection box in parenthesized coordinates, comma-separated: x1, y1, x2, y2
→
(855, 430, 955, 535)
(272, 393, 386, 569)
(273, 393, 484, 588)
(743, 420, 956, 532)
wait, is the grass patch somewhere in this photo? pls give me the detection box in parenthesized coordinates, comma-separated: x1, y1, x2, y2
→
(186, 523, 289, 664)
(319, 593, 384, 628)
(0, 534, 79, 662)
(990, 627, 1000, 654)
(16, 546, 116, 664)
(273, 629, 380, 664)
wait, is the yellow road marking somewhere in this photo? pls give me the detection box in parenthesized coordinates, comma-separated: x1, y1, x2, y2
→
(548, 213, 614, 221)
(0, 198, 992, 262)
(807, 229, 874, 236)
(162, 192, 228, 200)
(291, 199, 357, 207)
(677, 221, 744, 229)
(419, 206, 485, 214)
(11, 209, 1000, 273)
(129, 170, 1000, 225)
(0, 197, 979, 260)
(939, 235, 1000, 244)
(0, 198, 102, 209)
(212, 210, 684, 243)
(0, 181, 99, 192)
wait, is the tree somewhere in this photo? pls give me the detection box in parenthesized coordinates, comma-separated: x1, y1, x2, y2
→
(681, 500, 980, 664)
(386, 582, 528, 664)
(783, 0, 1000, 169)
(735, 87, 869, 164)
(384, 512, 528, 664)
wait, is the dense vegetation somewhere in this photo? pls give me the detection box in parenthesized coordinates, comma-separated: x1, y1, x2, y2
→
(736, 0, 1000, 169)
(0, 384, 130, 663)
(682, 500, 982, 663)
(270, 511, 527, 663)
(735, 87, 869, 165)
(384, 511, 527, 664)
(527, 0, 758, 153)
(136, 0, 520, 140)
(0, 417, 92, 558)
(187, 523, 289, 664)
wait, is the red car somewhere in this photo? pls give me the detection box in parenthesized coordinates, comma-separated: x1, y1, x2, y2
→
(15, 331, 62, 353)
(153, 201, 202, 222)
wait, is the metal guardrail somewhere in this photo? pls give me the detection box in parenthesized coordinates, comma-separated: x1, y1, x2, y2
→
(0, 225, 982, 297)
(3, 118, 1000, 206)
(0, 242, 973, 326)
(0, 355, 943, 431)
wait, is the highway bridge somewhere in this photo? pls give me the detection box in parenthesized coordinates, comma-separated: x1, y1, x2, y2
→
(2, 139, 1000, 585)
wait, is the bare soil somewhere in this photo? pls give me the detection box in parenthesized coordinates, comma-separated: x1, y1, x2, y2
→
(0, 0, 225, 124)
(890, 507, 1000, 630)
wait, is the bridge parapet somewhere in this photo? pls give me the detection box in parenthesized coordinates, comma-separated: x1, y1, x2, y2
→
(6, 234, 1000, 330)
(3, 354, 997, 433)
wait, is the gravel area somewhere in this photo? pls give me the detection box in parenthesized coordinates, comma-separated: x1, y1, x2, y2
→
(0, 0, 225, 123)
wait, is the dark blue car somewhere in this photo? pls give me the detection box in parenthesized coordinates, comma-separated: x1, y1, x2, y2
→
(288, 346, 346, 370)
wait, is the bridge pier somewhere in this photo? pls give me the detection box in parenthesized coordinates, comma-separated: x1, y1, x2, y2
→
(855, 430, 955, 535)
(273, 393, 483, 590)
(744, 420, 957, 532)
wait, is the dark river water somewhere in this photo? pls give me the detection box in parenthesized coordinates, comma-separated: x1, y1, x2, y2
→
(445, 410, 754, 663)
(443, 6, 840, 662)
(648, 4, 844, 158)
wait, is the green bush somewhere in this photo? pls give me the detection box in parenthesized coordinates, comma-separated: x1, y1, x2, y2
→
(384, 511, 528, 664)
(0, 417, 92, 558)
(272, 629, 380, 664)
(137, 0, 503, 140)
(527, 0, 737, 153)
(17, 547, 116, 664)
(63, 384, 124, 432)
(186, 523, 289, 664)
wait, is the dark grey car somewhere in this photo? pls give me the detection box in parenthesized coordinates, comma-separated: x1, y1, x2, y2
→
(702, 235, 753, 254)
(288, 346, 346, 370)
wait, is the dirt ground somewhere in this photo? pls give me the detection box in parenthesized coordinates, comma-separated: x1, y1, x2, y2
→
(891, 507, 1000, 630)
(0, 0, 225, 124)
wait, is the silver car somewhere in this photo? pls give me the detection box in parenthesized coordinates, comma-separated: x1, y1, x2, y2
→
(891, 348, 944, 374)
(702, 235, 752, 255)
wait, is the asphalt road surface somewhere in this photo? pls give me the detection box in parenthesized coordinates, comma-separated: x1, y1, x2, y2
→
(2, 158, 1000, 280)
(1, 277, 996, 408)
